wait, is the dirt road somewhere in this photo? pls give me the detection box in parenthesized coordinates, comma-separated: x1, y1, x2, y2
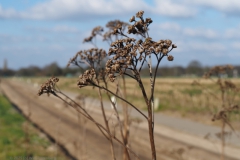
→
(1, 78, 239, 160)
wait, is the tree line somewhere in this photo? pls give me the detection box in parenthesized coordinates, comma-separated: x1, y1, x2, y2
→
(0, 60, 239, 77)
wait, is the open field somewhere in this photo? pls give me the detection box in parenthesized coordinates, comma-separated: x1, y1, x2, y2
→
(19, 76, 240, 128)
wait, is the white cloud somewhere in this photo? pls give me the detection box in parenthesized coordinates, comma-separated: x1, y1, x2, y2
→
(224, 25, 240, 39)
(183, 28, 219, 39)
(231, 42, 240, 50)
(156, 22, 220, 40)
(154, 0, 196, 18)
(0, 5, 17, 18)
(0, 0, 197, 20)
(172, 41, 226, 59)
(183, 0, 240, 16)
(52, 25, 79, 33)
(0, 0, 149, 20)
(187, 42, 226, 52)
(0, 34, 50, 43)
(26, 25, 80, 33)
(158, 22, 181, 32)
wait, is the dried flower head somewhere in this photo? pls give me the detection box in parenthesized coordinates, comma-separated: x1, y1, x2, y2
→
(92, 26, 104, 36)
(106, 32, 176, 81)
(77, 69, 96, 88)
(38, 77, 59, 96)
(136, 10, 144, 18)
(129, 16, 135, 22)
(203, 65, 233, 78)
(103, 20, 129, 42)
(82, 11, 176, 83)
(68, 48, 107, 67)
(212, 105, 239, 121)
(106, 20, 128, 31)
(167, 55, 174, 61)
(83, 26, 104, 43)
(145, 18, 153, 24)
(172, 44, 177, 48)
(126, 11, 152, 36)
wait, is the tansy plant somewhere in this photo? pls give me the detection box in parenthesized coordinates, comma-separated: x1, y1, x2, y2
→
(38, 10, 177, 160)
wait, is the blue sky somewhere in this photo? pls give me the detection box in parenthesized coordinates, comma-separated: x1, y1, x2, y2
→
(1, 0, 240, 69)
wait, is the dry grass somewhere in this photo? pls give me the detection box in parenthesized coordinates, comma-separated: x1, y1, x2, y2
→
(25, 77, 240, 126)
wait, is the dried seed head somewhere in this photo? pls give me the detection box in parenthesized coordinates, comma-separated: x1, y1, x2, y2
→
(92, 26, 104, 36)
(135, 20, 144, 32)
(38, 77, 59, 96)
(155, 47, 161, 53)
(145, 18, 153, 24)
(83, 26, 104, 43)
(167, 55, 174, 61)
(68, 48, 107, 68)
(136, 10, 144, 18)
(162, 48, 168, 55)
(137, 39, 143, 45)
(77, 69, 96, 88)
(83, 36, 93, 43)
(172, 44, 177, 48)
(128, 25, 137, 34)
(112, 28, 119, 34)
(108, 73, 116, 82)
(165, 39, 172, 48)
(129, 16, 135, 22)
(203, 65, 233, 78)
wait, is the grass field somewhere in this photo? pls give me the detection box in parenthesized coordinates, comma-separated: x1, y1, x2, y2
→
(0, 94, 68, 160)
(17, 76, 240, 127)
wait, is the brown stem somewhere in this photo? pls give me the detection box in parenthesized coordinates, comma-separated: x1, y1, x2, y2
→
(97, 80, 116, 160)
(105, 79, 131, 160)
(148, 54, 154, 130)
(93, 83, 148, 120)
(122, 75, 130, 160)
(221, 121, 225, 160)
(148, 113, 156, 160)
(54, 92, 110, 140)
(136, 73, 156, 160)
(54, 92, 140, 159)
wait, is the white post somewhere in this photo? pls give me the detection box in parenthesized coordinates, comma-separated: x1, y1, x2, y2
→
(111, 96, 117, 109)
(154, 98, 159, 111)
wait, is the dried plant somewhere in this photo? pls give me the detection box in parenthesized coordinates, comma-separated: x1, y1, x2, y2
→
(83, 26, 104, 47)
(81, 19, 133, 160)
(194, 65, 240, 160)
(38, 10, 177, 160)
(103, 20, 129, 44)
(69, 47, 119, 159)
(38, 77, 59, 96)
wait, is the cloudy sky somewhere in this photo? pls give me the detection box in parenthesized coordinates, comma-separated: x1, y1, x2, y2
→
(1, 0, 240, 69)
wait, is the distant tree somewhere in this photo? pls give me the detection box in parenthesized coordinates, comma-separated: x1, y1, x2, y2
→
(16, 66, 42, 76)
(62, 67, 83, 76)
(41, 62, 62, 76)
(0, 69, 15, 77)
(188, 60, 202, 68)
(186, 60, 203, 76)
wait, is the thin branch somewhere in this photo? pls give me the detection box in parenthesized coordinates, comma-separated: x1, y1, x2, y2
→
(123, 72, 136, 80)
(92, 83, 148, 120)
(53, 92, 110, 140)
(150, 54, 164, 101)
(53, 90, 140, 159)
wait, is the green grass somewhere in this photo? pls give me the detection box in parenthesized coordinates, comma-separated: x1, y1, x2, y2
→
(180, 88, 202, 96)
(0, 95, 68, 160)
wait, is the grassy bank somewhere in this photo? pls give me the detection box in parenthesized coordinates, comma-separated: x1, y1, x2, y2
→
(0, 95, 68, 160)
